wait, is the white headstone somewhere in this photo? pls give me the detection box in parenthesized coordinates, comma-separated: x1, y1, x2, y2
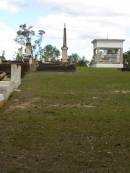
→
(0, 94, 4, 102)
(29, 58, 33, 65)
(11, 64, 21, 88)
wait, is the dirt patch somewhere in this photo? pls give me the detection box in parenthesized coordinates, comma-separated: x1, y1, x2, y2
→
(5, 97, 41, 112)
(0, 101, 5, 108)
(92, 97, 98, 99)
(113, 90, 130, 94)
(6, 99, 95, 112)
(46, 103, 95, 109)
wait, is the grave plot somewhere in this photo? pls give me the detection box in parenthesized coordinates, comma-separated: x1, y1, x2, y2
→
(0, 61, 30, 77)
(0, 72, 6, 81)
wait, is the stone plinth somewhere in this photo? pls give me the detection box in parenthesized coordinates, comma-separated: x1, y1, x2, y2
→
(62, 47, 68, 63)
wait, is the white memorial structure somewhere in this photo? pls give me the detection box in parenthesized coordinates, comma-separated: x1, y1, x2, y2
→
(91, 39, 125, 68)
(61, 24, 68, 63)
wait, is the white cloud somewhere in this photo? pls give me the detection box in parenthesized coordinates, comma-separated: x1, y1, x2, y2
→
(0, 23, 19, 59)
(37, 13, 129, 60)
(1, 0, 130, 60)
(0, 0, 26, 13)
(35, 0, 130, 60)
(38, 0, 130, 17)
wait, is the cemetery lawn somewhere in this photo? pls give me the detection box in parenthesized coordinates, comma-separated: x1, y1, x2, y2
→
(0, 67, 130, 173)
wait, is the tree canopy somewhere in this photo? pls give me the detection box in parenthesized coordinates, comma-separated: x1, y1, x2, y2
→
(0, 50, 6, 61)
(15, 24, 35, 46)
(15, 24, 45, 59)
(69, 53, 80, 63)
(77, 56, 89, 66)
(41, 44, 60, 61)
(123, 51, 130, 68)
(69, 53, 89, 66)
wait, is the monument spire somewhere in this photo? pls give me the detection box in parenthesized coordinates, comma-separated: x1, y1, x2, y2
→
(61, 23, 68, 63)
(63, 23, 67, 47)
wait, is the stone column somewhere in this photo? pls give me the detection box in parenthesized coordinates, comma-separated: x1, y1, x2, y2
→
(93, 48, 97, 64)
(116, 49, 120, 63)
(96, 48, 100, 63)
(29, 58, 33, 65)
(29, 58, 37, 72)
(62, 47, 68, 63)
(11, 64, 21, 88)
(120, 48, 123, 64)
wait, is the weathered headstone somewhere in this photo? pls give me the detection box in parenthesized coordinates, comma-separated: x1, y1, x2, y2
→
(0, 93, 4, 107)
(11, 64, 21, 88)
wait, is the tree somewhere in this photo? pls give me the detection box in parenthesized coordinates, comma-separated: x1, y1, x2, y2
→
(15, 24, 35, 46)
(77, 56, 89, 66)
(41, 44, 60, 61)
(34, 30, 45, 59)
(16, 53, 23, 61)
(89, 59, 94, 66)
(16, 47, 23, 61)
(123, 51, 130, 68)
(69, 53, 80, 63)
(0, 50, 6, 60)
(15, 24, 45, 59)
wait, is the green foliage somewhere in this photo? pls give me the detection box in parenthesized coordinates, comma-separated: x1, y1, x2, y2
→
(0, 50, 6, 60)
(41, 44, 60, 61)
(123, 51, 130, 68)
(69, 53, 80, 63)
(34, 30, 45, 58)
(89, 59, 95, 66)
(0, 56, 5, 60)
(77, 56, 89, 66)
(16, 53, 23, 61)
(15, 24, 45, 58)
(69, 54, 89, 66)
(15, 24, 35, 45)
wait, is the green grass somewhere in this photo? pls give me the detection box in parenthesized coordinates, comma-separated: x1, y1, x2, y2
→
(0, 67, 130, 172)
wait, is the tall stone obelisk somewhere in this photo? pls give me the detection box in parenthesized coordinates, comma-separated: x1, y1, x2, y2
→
(61, 24, 68, 63)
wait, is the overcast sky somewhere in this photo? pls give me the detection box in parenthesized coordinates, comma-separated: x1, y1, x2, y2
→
(0, 0, 130, 60)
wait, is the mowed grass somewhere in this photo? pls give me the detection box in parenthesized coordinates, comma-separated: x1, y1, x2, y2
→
(0, 67, 130, 172)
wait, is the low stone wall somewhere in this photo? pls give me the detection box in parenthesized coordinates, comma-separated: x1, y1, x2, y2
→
(37, 63, 76, 72)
